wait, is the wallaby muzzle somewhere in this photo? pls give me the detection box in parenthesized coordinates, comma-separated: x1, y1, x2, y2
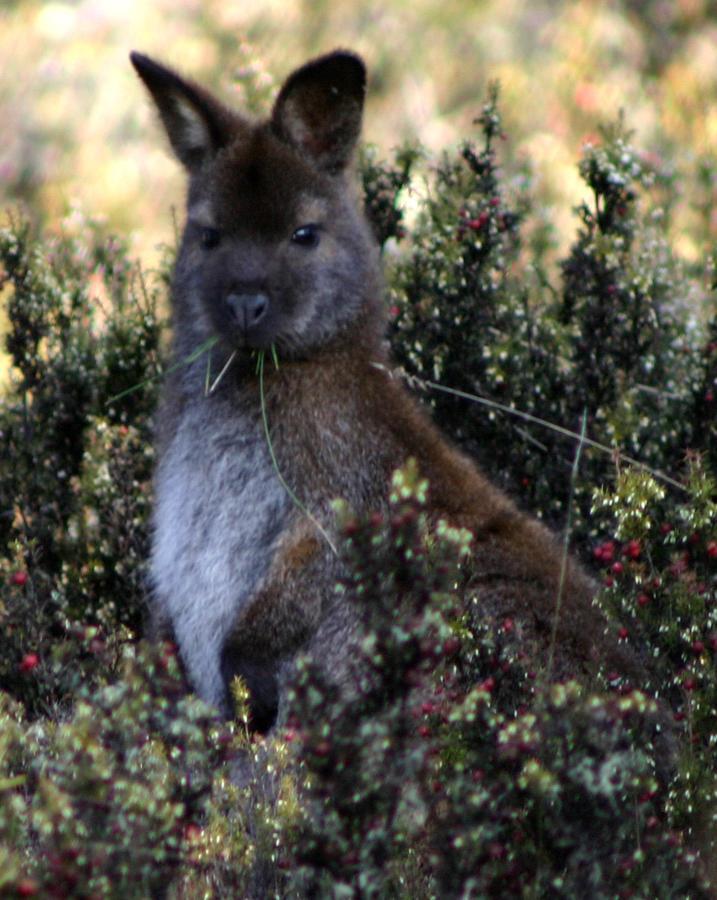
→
(226, 291, 269, 334)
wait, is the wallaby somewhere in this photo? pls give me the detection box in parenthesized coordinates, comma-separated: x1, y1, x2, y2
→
(130, 48, 644, 732)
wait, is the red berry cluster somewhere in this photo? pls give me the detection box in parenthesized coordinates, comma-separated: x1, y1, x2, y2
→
(594, 539, 646, 588)
(19, 653, 39, 673)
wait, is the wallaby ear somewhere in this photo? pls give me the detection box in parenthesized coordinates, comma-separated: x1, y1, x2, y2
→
(130, 51, 238, 170)
(271, 50, 366, 174)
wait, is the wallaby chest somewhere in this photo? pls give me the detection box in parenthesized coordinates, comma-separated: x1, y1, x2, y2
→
(151, 387, 290, 709)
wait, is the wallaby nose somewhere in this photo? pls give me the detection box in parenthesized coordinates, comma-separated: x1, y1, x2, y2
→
(225, 292, 269, 332)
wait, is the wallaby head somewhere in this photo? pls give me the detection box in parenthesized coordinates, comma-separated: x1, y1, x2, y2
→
(130, 50, 382, 358)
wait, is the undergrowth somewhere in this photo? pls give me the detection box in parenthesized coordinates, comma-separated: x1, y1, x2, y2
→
(0, 86, 715, 897)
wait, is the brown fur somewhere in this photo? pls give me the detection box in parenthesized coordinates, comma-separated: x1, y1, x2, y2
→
(256, 341, 643, 687)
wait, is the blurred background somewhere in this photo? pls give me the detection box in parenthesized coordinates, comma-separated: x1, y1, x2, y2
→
(2, 0, 717, 268)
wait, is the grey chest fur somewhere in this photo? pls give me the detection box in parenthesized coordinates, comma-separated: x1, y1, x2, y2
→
(150, 391, 289, 710)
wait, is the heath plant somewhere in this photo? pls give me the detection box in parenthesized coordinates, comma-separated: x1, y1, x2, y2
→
(0, 83, 716, 897)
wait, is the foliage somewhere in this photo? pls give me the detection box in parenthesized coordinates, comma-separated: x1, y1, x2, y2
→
(5, 0, 717, 274)
(388, 93, 712, 547)
(0, 213, 161, 720)
(592, 461, 717, 851)
(287, 463, 470, 896)
(283, 471, 710, 898)
(0, 645, 232, 899)
(1, 84, 717, 897)
(389, 84, 574, 526)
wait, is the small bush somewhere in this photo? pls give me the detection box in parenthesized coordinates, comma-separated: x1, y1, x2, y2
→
(0, 213, 161, 720)
(281, 468, 711, 898)
(0, 645, 232, 899)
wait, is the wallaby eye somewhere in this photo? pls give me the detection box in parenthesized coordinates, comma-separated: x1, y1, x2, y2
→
(291, 224, 321, 248)
(199, 226, 221, 250)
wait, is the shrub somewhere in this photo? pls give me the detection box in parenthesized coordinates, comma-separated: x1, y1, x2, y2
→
(1, 86, 716, 896)
(387, 94, 713, 547)
(282, 467, 711, 898)
(0, 644, 234, 899)
(0, 213, 161, 719)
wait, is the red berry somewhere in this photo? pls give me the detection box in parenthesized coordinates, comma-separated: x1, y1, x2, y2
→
(618, 627, 629, 640)
(624, 539, 641, 560)
(19, 653, 39, 673)
(467, 211, 490, 231)
(10, 571, 28, 587)
(683, 677, 697, 692)
(692, 641, 705, 655)
(594, 540, 616, 563)
(637, 593, 650, 608)
(418, 725, 431, 738)
(16, 880, 38, 897)
(707, 541, 717, 559)
(502, 617, 514, 633)
(612, 562, 624, 575)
